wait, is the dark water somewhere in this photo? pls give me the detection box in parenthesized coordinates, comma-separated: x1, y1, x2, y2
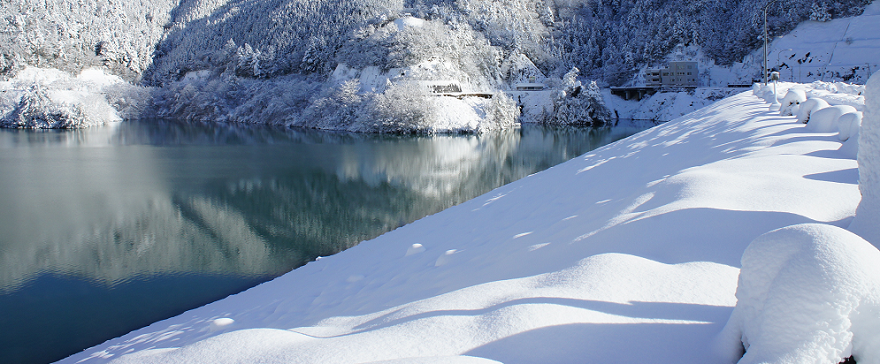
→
(0, 119, 656, 364)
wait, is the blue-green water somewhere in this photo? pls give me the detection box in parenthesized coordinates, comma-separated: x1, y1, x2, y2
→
(0, 120, 656, 364)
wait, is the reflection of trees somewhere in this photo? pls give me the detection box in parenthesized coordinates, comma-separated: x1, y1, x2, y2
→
(0, 120, 656, 292)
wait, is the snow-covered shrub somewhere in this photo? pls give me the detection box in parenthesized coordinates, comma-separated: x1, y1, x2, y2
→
(548, 68, 611, 125)
(482, 91, 519, 131)
(779, 89, 807, 116)
(0, 67, 150, 128)
(796, 98, 831, 124)
(300, 79, 370, 131)
(849, 72, 880, 245)
(716, 223, 880, 364)
(806, 105, 858, 133)
(359, 81, 437, 133)
(838, 112, 863, 142)
(0, 85, 88, 128)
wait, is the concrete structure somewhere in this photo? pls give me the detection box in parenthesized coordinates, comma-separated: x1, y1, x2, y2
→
(515, 83, 545, 91)
(660, 61, 699, 87)
(611, 62, 699, 101)
(646, 68, 663, 87)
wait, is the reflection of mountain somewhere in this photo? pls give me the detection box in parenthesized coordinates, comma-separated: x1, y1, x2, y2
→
(0, 121, 655, 292)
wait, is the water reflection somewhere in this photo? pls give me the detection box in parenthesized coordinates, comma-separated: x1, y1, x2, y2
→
(0, 119, 655, 364)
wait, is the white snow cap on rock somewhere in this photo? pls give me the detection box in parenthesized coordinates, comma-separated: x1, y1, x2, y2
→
(716, 223, 880, 364)
(850, 72, 880, 245)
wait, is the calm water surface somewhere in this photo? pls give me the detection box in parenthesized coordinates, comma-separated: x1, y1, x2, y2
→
(0, 120, 656, 364)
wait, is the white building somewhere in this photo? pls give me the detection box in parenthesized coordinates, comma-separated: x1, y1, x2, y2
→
(660, 61, 699, 87)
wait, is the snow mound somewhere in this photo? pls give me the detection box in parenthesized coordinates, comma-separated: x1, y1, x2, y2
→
(779, 89, 807, 116)
(0, 67, 150, 128)
(717, 223, 880, 364)
(796, 98, 830, 124)
(838, 112, 862, 142)
(805, 105, 858, 133)
(849, 72, 880, 245)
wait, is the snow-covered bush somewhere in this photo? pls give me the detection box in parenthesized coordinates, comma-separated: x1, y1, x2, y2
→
(838, 112, 862, 142)
(849, 72, 880, 245)
(717, 223, 880, 364)
(299, 79, 368, 130)
(779, 89, 807, 116)
(0, 67, 150, 128)
(796, 98, 831, 124)
(0, 85, 90, 128)
(482, 91, 519, 131)
(805, 105, 858, 133)
(548, 68, 611, 125)
(359, 81, 437, 133)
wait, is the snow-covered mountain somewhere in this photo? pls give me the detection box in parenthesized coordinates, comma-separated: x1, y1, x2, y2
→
(1, 0, 877, 130)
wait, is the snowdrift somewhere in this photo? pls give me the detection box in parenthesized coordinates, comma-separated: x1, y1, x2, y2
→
(718, 224, 880, 364)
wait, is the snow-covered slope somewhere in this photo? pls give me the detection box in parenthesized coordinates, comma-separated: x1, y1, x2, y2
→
(61, 79, 873, 362)
(766, 1, 880, 84)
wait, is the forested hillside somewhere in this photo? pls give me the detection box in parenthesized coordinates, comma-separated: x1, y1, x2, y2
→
(1, 0, 873, 130)
(3, 0, 871, 85)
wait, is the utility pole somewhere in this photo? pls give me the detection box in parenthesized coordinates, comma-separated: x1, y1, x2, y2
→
(764, 0, 780, 85)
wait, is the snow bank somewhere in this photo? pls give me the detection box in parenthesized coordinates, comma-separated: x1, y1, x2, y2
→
(717, 224, 880, 364)
(62, 87, 863, 364)
(0, 67, 150, 128)
(850, 72, 880, 245)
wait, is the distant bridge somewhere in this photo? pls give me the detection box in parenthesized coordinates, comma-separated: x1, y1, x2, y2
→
(609, 86, 658, 101)
(433, 92, 494, 99)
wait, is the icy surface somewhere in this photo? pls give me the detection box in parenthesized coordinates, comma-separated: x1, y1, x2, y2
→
(57, 86, 871, 363)
(717, 223, 880, 364)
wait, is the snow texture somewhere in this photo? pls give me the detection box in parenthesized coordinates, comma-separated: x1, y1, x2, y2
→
(60, 86, 869, 364)
(850, 72, 880, 245)
(717, 223, 880, 364)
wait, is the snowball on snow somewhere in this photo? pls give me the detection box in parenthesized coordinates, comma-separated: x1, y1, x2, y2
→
(796, 98, 830, 124)
(850, 72, 880, 246)
(716, 223, 880, 364)
(838, 112, 863, 142)
(805, 105, 858, 133)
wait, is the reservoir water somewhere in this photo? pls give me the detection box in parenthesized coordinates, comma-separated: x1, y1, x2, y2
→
(0, 119, 656, 364)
